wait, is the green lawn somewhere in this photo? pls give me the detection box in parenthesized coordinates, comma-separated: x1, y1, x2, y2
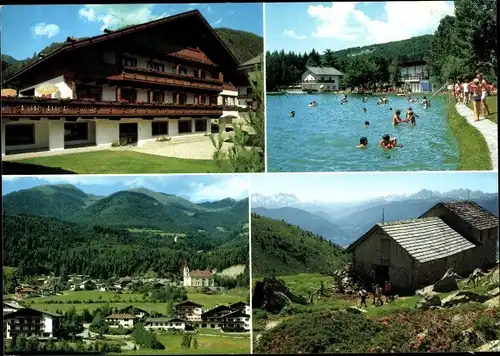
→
(25, 289, 248, 314)
(121, 333, 250, 355)
(467, 95, 498, 124)
(447, 101, 492, 170)
(8, 151, 222, 174)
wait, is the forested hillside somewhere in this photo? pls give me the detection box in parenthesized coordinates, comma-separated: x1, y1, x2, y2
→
(1, 28, 262, 81)
(3, 213, 248, 279)
(251, 214, 347, 277)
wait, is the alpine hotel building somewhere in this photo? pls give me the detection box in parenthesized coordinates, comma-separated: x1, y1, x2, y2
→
(1, 10, 255, 156)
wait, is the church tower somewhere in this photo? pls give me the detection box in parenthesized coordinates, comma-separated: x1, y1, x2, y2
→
(182, 259, 191, 287)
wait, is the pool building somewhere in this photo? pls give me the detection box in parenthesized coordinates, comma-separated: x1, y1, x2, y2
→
(1, 10, 257, 156)
(399, 60, 432, 93)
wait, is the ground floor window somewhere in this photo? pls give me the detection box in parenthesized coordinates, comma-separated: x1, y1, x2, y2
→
(195, 119, 207, 132)
(64, 122, 88, 141)
(152, 121, 168, 136)
(5, 124, 35, 146)
(178, 120, 192, 133)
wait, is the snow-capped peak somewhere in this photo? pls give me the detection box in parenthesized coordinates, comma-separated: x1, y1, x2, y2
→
(251, 193, 300, 208)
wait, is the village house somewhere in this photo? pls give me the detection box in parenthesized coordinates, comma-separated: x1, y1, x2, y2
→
(346, 201, 499, 291)
(15, 287, 38, 299)
(182, 262, 215, 287)
(174, 300, 204, 322)
(144, 317, 191, 331)
(105, 313, 138, 329)
(399, 60, 431, 93)
(3, 307, 61, 340)
(301, 66, 343, 92)
(117, 306, 150, 319)
(200, 304, 250, 331)
(1, 10, 251, 156)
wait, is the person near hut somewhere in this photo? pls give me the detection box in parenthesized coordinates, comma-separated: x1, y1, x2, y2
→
(358, 288, 368, 308)
(384, 280, 392, 303)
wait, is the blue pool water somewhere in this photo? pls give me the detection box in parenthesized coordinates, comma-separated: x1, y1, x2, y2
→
(266, 94, 459, 172)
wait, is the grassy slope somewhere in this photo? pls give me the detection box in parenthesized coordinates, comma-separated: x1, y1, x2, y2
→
(446, 101, 492, 170)
(467, 95, 498, 124)
(10, 151, 222, 174)
(251, 214, 347, 277)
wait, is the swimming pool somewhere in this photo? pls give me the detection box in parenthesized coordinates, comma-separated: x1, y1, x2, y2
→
(266, 94, 459, 172)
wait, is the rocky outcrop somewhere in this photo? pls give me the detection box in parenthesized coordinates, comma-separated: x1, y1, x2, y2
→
(483, 295, 499, 309)
(415, 290, 441, 310)
(476, 340, 500, 352)
(252, 276, 308, 313)
(332, 263, 366, 294)
(346, 306, 367, 314)
(488, 287, 500, 297)
(433, 269, 460, 293)
(441, 290, 491, 308)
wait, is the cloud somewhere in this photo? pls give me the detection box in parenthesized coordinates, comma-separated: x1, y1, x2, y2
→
(31, 23, 60, 38)
(187, 175, 249, 202)
(205, 5, 214, 14)
(283, 29, 307, 40)
(2, 176, 118, 186)
(79, 4, 170, 31)
(307, 1, 454, 44)
(211, 18, 222, 26)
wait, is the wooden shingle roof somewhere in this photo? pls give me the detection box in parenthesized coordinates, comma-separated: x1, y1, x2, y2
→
(439, 201, 499, 231)
(379, 217, 476, 263)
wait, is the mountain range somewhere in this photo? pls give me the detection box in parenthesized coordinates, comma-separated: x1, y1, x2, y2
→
(252, 189, 498, 246)
(3, 184, 248, 236)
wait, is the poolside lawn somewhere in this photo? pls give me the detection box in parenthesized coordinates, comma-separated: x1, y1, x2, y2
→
(467, 95, 498, 124)
(446, 101, 492, 170)
(4, 151, 222, 174)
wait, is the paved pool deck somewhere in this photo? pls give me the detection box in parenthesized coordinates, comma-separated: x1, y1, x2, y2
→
(455, 103, 498, 171)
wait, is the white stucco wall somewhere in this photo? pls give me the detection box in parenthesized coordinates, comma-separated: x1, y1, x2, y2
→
(102, 85, 117, 101)
(49, 120, 65, 151)
(19, 76, 73, 99)
(43, 315, 53, 334)
(169, 120, 179, 136)
(137, 120, 152, 145)
(95, 120, 119, 146)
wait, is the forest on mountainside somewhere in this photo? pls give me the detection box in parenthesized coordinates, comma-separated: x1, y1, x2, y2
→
(251, 214, 347, 277)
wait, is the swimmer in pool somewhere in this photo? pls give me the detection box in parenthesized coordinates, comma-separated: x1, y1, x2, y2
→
(378, 134, 391, 148)
(362, 107, 367, 112)
(289, 111, 295, 117)
(392, 110, 403, 126)
(357, 137, 368, 148)
(364, 121, 370, 128)
(404, 107, 418, 125)
(341, 95, 348, 103)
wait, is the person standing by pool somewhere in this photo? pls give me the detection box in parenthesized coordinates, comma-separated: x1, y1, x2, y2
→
(392, 110, 403, 126)
(462, 79, 470, 104)
(477, 72, 491, 116)
(469, 78, 482, 122)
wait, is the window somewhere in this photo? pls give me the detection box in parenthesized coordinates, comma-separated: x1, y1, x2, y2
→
(147, 61, 165, 72)
(211, 72, 219, 79)
(321, 76, 324, 80)
(76, 86, 101, 101)
(151, 91, 165, 103)
(179, 67, 187, 75)
(64, 123, 88, 142)
(195, 119, 207, 132)
(200, 95, 206, 104)
(175, 93, 187, 105)
(200, 70, 206, 79)
(178, 120, 192, 133)
(102, 52, 116, 64)
(5, 124, 35, 146)
(246, 87, 253, 95)
(152, 122, 168, 136)
(209, 95, 217, 105)
(121, 88, 137, 102)
(121, 56, 137, 67)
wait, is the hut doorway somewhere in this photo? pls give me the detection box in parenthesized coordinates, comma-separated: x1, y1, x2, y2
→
(375, 265, 389, 286)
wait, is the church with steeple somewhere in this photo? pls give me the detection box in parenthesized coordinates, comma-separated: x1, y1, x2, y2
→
(182, 260, 216, 288)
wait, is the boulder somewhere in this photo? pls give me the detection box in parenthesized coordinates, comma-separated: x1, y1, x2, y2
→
(451, 314, 465, 325)
(252, 276, 308, 313)
(488, 287, 500, 297)
(457, 290, 491, 303)
(476, 340, 500, 352)
(483, 295, 500, 309)
(415, 285, 434, 297)
(491, 267, 500, 285)
(433, 275, 459, 293)
(346, 306, 367, 314)
(441, 290, 491, 308)
(442, 268, 464, 280)
(416, 293, 441, 310)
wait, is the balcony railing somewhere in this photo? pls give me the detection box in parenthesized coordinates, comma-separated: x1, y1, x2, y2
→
(123, 66, 223, 85)
(1, 97, 223, 118)
(237, 94, 253, 100)
(400, 74, 430, 81)
(109, 68, 223, 92)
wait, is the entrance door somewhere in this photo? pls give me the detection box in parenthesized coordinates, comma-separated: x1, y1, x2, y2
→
(119, 123, 138, 145)
(374, 265, 390, 286)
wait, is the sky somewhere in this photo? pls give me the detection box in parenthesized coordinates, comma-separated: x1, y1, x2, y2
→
(265, 1, 455, 53)
(251, 172, 499, 203)
(0, 3, 263, 60)
(2, 175, 249, 203)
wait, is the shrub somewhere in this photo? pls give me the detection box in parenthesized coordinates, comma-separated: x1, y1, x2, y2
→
(111, 141, 121, 147)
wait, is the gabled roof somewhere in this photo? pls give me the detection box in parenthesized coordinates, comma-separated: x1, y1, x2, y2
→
(422, 201, 499, 231)
(305, 66, 343, 76)
(105, 313, 137, 319)
(239, 54, 262, 69)
(4, 10, 242, 85)
(201, 305, 232, 317)
(118, 305, 150, 314)
(174, 300, 203, 308)
(3, 307, 61, 318)
(190, 269, 213, 278)
(347, 217, 476, 264)
(220, 310, 250, 319)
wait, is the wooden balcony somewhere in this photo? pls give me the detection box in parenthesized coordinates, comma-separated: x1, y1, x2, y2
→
(401, 74, 430, 81)
(237, 94, 253, 100)
(1, 97, 223, 118)
(107, 67, 223, 92)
